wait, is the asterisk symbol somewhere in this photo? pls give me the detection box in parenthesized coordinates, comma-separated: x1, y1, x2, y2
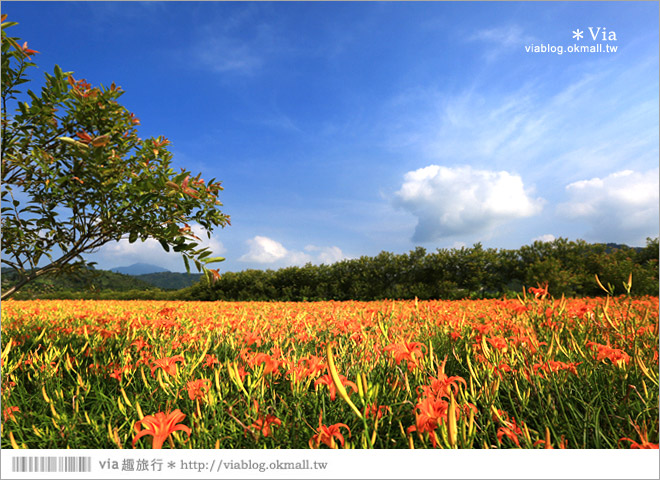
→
(168, 461, 176, 469)
(572, 29, 584, 40)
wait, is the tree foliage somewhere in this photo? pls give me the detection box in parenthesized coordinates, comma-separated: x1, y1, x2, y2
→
(1, 17, 229, 299)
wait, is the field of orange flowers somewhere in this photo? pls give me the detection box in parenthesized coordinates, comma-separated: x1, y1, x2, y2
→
(1, 288, 658, 449)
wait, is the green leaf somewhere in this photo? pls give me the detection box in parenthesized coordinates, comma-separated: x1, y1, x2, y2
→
(202, 256, 225, 264)
(58, 137, 89, 150)
(128, 231, 138, 243)
(158, 239, 170, 252)
(182, 255, 190, 273)
(137, 193, 155, 206)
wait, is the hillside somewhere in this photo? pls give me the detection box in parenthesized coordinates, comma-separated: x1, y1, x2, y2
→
(110, 263, 170, 275)
(1, 267, 157, 299)
(135, 271, 203, 290)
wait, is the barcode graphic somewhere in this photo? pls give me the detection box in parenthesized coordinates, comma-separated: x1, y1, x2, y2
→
(11, 456, 92, 473)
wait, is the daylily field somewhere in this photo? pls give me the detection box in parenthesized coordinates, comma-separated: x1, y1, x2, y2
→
(1, 289, 658, 449)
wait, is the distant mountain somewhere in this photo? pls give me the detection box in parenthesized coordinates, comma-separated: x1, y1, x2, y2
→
(1, 267, 156, 298)
(111, 263, 170, 275)
(603, 243, 643, 253)
(136, 271, 204, 290)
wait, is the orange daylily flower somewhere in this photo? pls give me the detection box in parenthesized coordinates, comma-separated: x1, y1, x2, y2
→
(534, 434, 568, 449)
(150, 355, 184, 377)
(186, 378, 211, 401)
(493, 410, 525, 448)
(586, 341, 630, 367)
(109, 363, 129, 382)
(132, 409, 191, 449)
(314, 373, 357, 401)
(528, 282, 549, 299)
(249, 414, 282, 438)
(309, 413, 351, 449)
(250, 352, 281, 375)
(486, 336, 508, 352)
(413, 395, 448, 438)
(532, 360, 580, 377)
(497, 425, 522, 447)
(384, 340, 426, 371)
(420, 356, 467, 399)
(619, 423, 659, 449)
(203, 354, 220, 368)
(131, 338, 149, 352)
(365, 404, 391, 420)
(3, 406, 20, 422)
(299, 355, 326, 378)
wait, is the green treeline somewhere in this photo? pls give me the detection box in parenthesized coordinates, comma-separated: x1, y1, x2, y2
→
(180, 237, 659, 301)
(3, 237, 657, 301)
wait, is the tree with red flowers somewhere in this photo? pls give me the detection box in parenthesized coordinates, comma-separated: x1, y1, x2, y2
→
(1, 17, 230, 300)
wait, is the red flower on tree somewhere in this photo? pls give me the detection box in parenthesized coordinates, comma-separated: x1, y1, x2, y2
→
(20, 41, 39, 59)
(76, 131, 93, 144)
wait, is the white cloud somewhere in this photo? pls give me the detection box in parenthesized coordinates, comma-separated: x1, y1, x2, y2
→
(470, 25, 532, 47)
(198, 35, 263, 74)
(469, 25, 535, 61)
(394, 165, 544, 242)
(533, 234, 556, 243)
(240, 236, 290, 263)
(557, 169, 659, 244)
(193, 7, 284, 75)
(305, 245, 345, 264)
(378, 55, 658, 188)
(239, 236, 347, 266)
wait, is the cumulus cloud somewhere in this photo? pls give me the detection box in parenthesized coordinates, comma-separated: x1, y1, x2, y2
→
(239, 236, 346, 266)
(305, 245, 345, 264)
(394, 165, 544, 242)
(239, 236, 290, 263)
(557, 169, 659, 244)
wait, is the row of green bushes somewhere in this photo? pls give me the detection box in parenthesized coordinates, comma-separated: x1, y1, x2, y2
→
(179, 237, 658, 301)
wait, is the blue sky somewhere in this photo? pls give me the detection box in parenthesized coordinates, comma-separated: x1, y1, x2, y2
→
(4, 1, 659, 273)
